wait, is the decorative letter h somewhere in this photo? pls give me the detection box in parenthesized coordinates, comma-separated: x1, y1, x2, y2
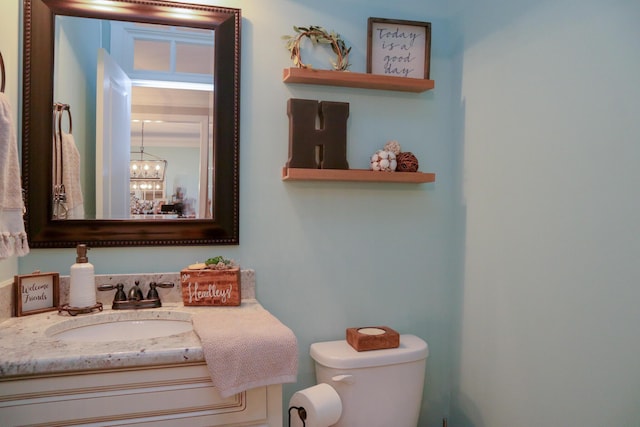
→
(286, 98, 349, 169)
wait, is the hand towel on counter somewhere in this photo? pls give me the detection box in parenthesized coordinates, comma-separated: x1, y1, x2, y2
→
(0, 92, 29, 259)
(191, 302, 298, 398)
(60, 131, 84, 219)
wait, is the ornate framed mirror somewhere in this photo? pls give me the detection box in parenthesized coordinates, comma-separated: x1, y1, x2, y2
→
(22, 0, 240, 248)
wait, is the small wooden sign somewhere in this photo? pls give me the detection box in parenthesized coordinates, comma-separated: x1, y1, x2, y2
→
(367, 18, 432, 79)
(14, 272, 60, 317)
(180, 267, 241, 306)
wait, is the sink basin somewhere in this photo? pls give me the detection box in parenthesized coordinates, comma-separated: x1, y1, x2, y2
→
(47, 312, 193, 342)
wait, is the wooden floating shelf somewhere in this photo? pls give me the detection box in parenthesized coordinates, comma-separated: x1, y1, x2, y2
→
(283, 68, 435, 93)
(282, 167, 435, 183)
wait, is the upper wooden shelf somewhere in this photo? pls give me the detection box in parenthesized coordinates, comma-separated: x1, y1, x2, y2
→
(282, 167, 436, 183)
(282, 68, 435, 93)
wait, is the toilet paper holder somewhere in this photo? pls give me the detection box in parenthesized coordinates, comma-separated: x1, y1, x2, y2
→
(288, 405, 307, 427)
(289, 382, 343, 426)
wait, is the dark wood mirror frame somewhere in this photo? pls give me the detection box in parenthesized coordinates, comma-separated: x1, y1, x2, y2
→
(22, 0, 240, 248)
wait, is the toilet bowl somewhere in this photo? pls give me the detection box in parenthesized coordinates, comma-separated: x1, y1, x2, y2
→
(308, 334, 428, 427)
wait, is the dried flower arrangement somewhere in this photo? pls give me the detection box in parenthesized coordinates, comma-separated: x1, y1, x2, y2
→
(187, 256, 237, 270)
(283, 25, 351, 71)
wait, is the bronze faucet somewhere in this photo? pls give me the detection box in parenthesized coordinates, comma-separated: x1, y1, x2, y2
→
(98, 281, 174, 309)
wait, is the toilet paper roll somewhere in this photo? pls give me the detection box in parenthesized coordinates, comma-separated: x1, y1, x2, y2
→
(289, 383, 342, 427)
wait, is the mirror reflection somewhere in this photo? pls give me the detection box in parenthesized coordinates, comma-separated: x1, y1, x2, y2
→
(23, 0, 240, 248)
(53, 16, 214, 220)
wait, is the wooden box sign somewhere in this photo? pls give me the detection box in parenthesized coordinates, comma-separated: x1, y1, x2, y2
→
(180, 268, 241, 306)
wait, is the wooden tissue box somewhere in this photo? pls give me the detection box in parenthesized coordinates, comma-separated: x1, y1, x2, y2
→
(346, 326, 400, 351)
(180, 267, 241, 306)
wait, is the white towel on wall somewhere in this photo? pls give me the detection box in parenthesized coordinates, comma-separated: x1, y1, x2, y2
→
(0, 92, 29, 258)
(60, 131, 84, 219)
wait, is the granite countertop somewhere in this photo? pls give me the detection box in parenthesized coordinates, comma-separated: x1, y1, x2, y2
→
(0, 299, 264, 379)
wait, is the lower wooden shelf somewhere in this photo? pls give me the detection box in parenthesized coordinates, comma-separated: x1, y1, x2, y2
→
(282, 167, 435, 183)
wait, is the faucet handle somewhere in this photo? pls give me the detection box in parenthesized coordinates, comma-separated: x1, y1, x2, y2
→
(155, 281, 175, 289)
(97, 283, 127, 302)
(114, 283, 127, 301)
(146, 282, 175, 300)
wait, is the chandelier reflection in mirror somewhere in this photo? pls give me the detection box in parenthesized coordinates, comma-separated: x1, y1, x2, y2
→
(130, 120, 167, 183)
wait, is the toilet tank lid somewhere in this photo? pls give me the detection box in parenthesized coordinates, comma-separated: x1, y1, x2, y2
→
(310, 334, 428, 369)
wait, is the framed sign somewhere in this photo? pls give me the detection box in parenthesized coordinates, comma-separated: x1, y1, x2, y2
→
(14, 272, 60, 316)
(367, 18, 431, 79)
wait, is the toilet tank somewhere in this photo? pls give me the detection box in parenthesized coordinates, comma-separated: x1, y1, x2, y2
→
(310, 334, 428, 427)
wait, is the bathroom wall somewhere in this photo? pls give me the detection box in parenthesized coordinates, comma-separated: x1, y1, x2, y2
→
(2, 0, 456, 425)
(8, 1, 638, 426)
(450, 0, 640, 425)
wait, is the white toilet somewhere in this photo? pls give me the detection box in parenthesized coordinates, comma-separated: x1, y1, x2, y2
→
(309, 334, 428, 427)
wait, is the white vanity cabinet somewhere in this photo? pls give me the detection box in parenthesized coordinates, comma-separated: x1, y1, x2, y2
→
(0, 363, 282, 426)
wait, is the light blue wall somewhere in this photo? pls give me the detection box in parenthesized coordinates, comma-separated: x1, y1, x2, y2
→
(450, 0, 640, 425)
(7, 1, 456, 425)
(151, 145, 200, 204)
(5, 0, 638, 426)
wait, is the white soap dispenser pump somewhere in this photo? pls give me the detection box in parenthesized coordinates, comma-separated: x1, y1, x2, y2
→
(69, 244, 96, 308)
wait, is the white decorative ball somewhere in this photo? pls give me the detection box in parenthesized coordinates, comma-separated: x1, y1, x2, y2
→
(370, 150, 397, 172)
(383, 140, 402, 155)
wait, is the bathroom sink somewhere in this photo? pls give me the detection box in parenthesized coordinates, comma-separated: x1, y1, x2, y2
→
(46, 312, 193, 342)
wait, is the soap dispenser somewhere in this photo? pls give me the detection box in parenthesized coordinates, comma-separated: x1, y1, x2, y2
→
(69, 244, 96, 308)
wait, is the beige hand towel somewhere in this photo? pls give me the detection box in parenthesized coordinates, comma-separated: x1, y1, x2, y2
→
(0, 92, 29, 258)
(192, 303, 298, 398)
(60, 131, 84, 219)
